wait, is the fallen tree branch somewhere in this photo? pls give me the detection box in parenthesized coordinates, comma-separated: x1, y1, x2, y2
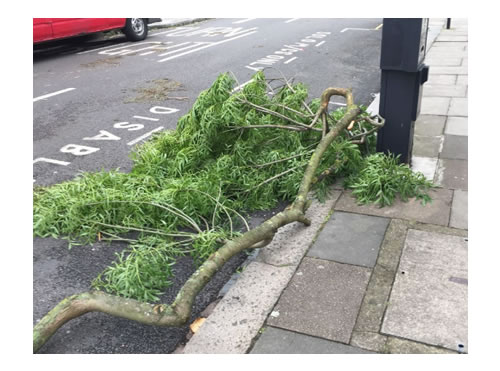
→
(33, 83, 375, 353)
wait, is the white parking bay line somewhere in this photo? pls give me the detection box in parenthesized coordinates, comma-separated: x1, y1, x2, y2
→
(157, 31, 258, 62)
(127, 127, 164, 146)
(284, 56, 298, 64)
(232, 79, 253, 93)
(232, 18, 257, 24)
(315, 41, 326, 47)
(33, 88, 75, 102)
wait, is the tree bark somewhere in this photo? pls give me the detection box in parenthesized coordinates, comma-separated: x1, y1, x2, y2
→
(33, 87, 362, 353)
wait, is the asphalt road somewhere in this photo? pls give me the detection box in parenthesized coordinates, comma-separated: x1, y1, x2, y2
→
(33, 18, 383, 353)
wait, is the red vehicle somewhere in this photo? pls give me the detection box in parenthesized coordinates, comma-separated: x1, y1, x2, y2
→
(33, 18, 160, 44)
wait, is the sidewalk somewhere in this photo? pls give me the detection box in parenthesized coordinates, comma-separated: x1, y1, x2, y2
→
(180, 18, 468, 354)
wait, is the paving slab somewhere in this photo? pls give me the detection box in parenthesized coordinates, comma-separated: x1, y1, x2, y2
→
(350, 331, 388, 353)
(411, 156, 438, 181)
(422, 84, 467, 97)
(335, 188, 453, 226)
(456, 75, 468, 85)
(441, 134, 468, 160)
(434, 159, 468, 190)
(307, 211, 389, 267)
(436, 35, 468, 42)
(385, 337, 458, 354)
(414, 115, 446, 136)
(266, 257, 371, 344)
(256, 192, 341, 267)
(422, 57, 462, 66)
(182, 261, 296, 354)
(381, 229, 468, 352)
(250, 326, 374, 354)
(448, 97, 468, 116)
(428, 66, 468, 75)
(426, 74, 456, 85)
(445, 116, 468, 136)
(412, 135, 443, 158)
(420, 97, 450, 115)
(450, 190, 468, 229)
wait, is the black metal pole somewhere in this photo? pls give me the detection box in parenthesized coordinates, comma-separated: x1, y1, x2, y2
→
(447, 18, 451, 29)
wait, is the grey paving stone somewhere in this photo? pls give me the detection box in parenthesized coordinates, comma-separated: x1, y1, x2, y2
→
(428, 66, 468, 75)
(381, 229, 468, 351)
(411, 156, 438, 181)
(250, 327, 374, 354)
(456, 75, 468, 85)
(182, 261, 296, 354)
(436, 35, 467, 42)
(431, 41, 467, 49)
(423, 57, 462, 66)
(450, 190, 468, 230)
(445, 116, 468, 136)
(256, 192, 341, 267)
(435, 159, 468, 190)
(307, 211, 390, 267)
(385, 337, 458, 354)
(414, 115, 446, 136)
(335, 188, 453, 226)
(426, 74, 456, 85)
(423, 84, 467, 97)
(267, 257, 371, 344)
(420, 97, 450, 115)
(350, 331, 388, 353)
(412, 135, 443, 158)
(448, 97, 468, 116)
(441, 135, 468, 160)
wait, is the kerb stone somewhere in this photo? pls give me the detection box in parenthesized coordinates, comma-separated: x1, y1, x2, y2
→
(182, 261, 295, 354)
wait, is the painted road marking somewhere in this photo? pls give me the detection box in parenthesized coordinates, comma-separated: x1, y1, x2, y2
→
(127, 127, 164, 146)
(284, 56, 298, 64)
(232, 79, 253, 93)
(77, 42, 131, 54)
(341, 28, 372, 33)
(232, 18, 257, 24)
(315, 41, 326, 47)
(157, 42, 210, 57)
(133, 115, 160, 121)
(158, 31, 258, 62)
(33, 157, 70, 166)
(33, 88, 75, 102)
(285, 18, 300, 23)
(375, 23, 383, 30)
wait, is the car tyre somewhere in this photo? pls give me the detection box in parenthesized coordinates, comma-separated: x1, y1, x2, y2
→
(123, 18, 148, 41)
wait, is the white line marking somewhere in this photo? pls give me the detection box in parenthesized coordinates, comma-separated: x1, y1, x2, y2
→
(127, 127, 164, 146)
(232, 79, 253, 93)
(33, 157, 70, 166)
(329, 102, 346, 106)
(77, 42, 131, 54)
(284, 56, 298, 64)
(133, 116, 160, 121)
(375, 24, 383, 30)
(157, 42, 207, 57)
(232, 18, 256, 24)
(315, 41, 326, 47)
(340, 28, 372, 33)
(158, 31, 258, 62)
(33, 88, 75, 102)
(139, 51, 156, 56)
(285, 18, 300, 23)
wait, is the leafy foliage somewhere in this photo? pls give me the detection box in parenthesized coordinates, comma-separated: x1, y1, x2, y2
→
(33, 71, 432, 302)
(345, 152, 434, 207)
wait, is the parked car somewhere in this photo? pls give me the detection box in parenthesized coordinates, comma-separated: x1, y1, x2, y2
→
(33, 18, 161, 44)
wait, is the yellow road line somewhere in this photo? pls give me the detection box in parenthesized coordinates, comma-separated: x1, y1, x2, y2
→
(375, 24, 383, 30)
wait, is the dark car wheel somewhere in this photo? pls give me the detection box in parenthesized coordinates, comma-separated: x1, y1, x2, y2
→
(123, 18, 148, 41)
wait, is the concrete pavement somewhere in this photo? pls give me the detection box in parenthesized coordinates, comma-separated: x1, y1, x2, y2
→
(180, 18, 468, 354)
